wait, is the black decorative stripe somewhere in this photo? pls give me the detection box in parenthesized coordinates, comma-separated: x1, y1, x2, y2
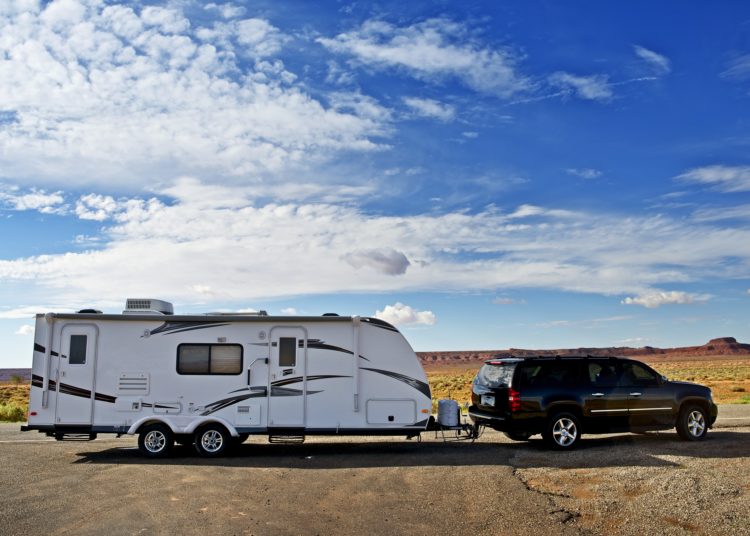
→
(31, 375, 117, 404)
(361, 367, 431, 398)
(199, 392, 266, 415)
(149, 322, 230, 336)
(360, 317, 399, 332)
(271, 374, 351, 388)
(33, 343, 60, 357)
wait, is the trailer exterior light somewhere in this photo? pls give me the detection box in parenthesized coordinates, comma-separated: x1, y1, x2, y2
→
(508, 388, 521, 413)
(29, 411, 37, 416)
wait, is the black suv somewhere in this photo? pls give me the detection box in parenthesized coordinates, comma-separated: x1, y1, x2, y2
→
(468, 356, 718, 449)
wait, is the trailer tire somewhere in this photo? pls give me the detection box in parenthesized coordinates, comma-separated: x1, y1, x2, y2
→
(194, 424, 230, 457)
(138, 423, 174, 458)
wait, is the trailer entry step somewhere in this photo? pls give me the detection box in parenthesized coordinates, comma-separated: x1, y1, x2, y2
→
(52, 433, 98, 441)
(268, 435, 305, 444)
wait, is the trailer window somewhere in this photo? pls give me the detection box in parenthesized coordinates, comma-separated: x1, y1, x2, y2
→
(278, 337, 296, 367)
(69, 335, 87, 365)
(177, 344, 242, 375)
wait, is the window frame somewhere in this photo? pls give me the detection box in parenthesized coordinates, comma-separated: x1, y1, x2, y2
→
(176, 343, 244, 375)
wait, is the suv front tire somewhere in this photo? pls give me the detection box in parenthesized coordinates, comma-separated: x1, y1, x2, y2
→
(676, 405, 708, 441)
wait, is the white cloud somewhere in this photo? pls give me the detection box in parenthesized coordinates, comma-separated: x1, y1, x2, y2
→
(1, 180, 750, 309)
(549, 72, 613, 101)
(0, 3, 389, 189)
(280, 307, 297, 315)
(633, 45, 671, 75)
(677, 165, 750, 192)
(691, 204, 750, 222)
(721, 54, 750, 81)
(204, 3, 246, 19)
(75, 193, 118, 221)
(0, 185, 66, 214)
(375, 302, 436, 326)
(15, 324, 34, 336)
(317, 18, 529, 97)
(462, 131, 479, 139)
(622, 291, 709, 309)
(402, 97, 455, 122)
(236, 18, 288, 57)
(344, 248, 411, 276)
(567, 168, 602, 179)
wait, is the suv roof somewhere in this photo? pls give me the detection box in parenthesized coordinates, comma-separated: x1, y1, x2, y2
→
(484, 355, 631, 365)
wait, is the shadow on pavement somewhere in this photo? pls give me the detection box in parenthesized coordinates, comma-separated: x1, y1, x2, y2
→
(72, 429, 750, 470)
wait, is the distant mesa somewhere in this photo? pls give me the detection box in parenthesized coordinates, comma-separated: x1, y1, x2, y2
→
(418, 337, 750, 367)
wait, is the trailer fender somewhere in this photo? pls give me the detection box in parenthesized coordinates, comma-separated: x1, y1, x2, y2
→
(184, 417, 239, 437)
(127, 416, 178, 436)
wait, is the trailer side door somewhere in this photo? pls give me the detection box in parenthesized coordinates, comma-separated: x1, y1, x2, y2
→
(267, 327, 307, 428)
(55, 324, 98, 425)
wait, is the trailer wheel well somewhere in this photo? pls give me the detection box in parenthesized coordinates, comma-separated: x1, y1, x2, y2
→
(133, 419, 172, 434)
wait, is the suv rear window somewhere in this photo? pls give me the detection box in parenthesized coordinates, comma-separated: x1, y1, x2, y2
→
(475, 362, 517, 388)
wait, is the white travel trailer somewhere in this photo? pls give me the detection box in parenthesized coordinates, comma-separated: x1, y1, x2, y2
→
(22, 299, 433, 457)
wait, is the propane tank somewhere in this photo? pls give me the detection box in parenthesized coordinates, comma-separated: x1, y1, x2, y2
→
(437, 399, 460, 427)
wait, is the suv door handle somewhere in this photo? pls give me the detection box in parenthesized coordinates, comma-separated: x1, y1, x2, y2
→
(591, 393, 604, 397)
(630, 392, 642, 397)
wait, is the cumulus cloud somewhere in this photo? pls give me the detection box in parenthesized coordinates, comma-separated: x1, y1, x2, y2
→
(317, 18, 529, 97)
(204, 3, 246, 19)
(344, 248, 411, 276)
(0, 185, 66, 214)
(75, 194, 118, 221)
(375, 302, 436, 326)
(549, 72, 613, 101)
(567, 168, 602, 179)
(622, 291, 709, 309)
(402, 97, 455, 122)
(677, 165, 750, 192)
(280, 307, 297, 315)
(0, 2, 389, 189)
(633, 45, 671, 75)
(15, 324, 34, 336)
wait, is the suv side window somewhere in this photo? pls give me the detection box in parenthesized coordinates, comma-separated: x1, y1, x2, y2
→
(529, 362, 579, 389)
(619, 362, 659, 387)
(588, 361, 618, 388)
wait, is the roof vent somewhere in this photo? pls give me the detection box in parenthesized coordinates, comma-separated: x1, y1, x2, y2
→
(124, 298, 174, 315)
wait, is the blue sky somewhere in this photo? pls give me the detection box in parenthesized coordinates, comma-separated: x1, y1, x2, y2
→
(1, 0, 750, 367)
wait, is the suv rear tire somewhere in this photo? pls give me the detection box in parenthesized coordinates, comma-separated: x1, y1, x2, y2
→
(543, 412, 581, 449)
(676, 405, 708, 441)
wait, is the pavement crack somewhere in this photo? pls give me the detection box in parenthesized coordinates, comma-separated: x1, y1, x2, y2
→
(511, 465, 581, 528)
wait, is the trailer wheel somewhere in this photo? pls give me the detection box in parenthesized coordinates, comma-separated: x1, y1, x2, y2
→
(194, 424, 229, 457)
(138, 423, 174, 458)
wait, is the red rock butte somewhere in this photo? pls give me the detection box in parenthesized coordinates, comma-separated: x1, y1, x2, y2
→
(418, 337, 750, 368)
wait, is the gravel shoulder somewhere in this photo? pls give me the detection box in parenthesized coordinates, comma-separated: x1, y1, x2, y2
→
(1, 416, 749, 535)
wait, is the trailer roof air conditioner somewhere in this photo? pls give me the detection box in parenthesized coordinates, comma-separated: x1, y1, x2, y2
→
(123, 298, 174, 315)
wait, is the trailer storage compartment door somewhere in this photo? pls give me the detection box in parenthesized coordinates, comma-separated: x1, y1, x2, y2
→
(366, 399, 416, 425)
(55, 325, 98, 425)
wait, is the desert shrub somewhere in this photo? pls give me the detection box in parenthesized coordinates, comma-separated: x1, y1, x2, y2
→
(730, 386, 746, 393)
(0, 402, 26, 422)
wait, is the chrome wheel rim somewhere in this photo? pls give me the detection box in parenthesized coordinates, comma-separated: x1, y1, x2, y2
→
(201, 430, 224, 453)
(687, 411, 706, 437)
(144, 430, 166, 453)
(552, 417, 577, 447)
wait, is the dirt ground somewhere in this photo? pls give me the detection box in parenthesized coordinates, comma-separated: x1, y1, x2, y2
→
(1, 417, 749, 536)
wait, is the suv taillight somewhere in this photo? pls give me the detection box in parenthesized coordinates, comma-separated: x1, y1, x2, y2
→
(508, 388, 521, 413)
